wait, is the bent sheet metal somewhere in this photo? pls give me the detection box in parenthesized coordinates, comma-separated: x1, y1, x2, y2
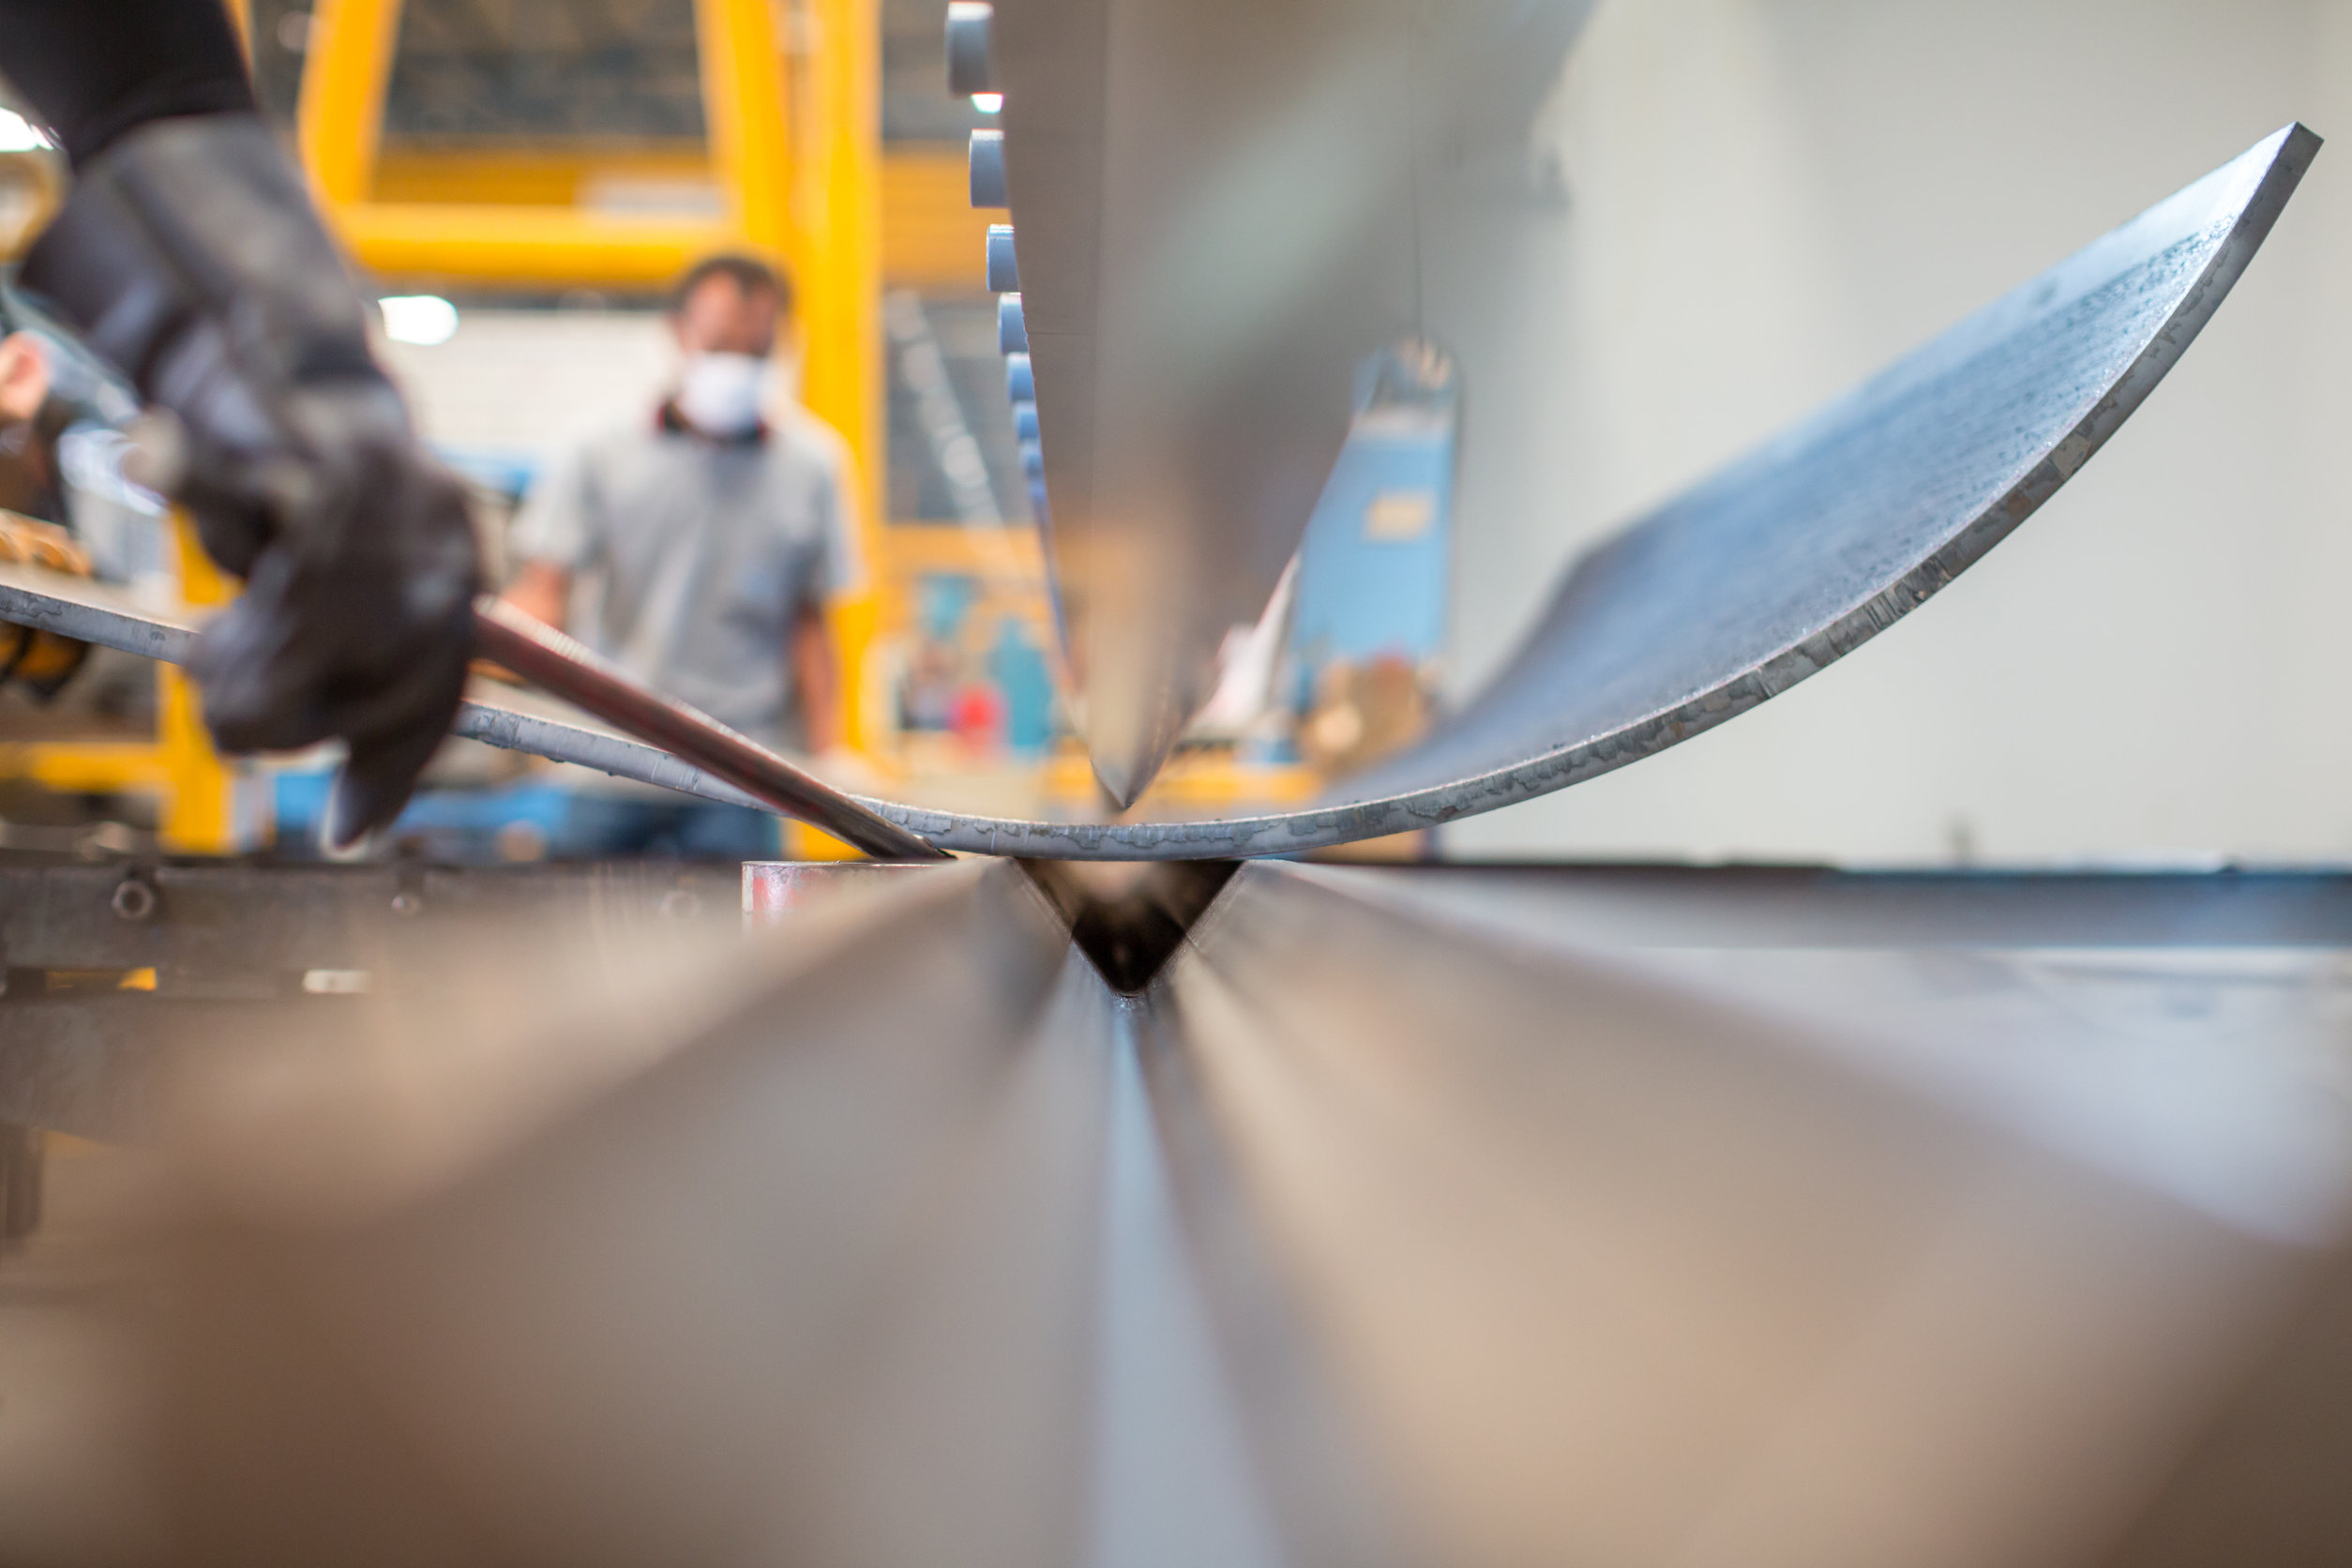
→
(0, 128, 2316, 860)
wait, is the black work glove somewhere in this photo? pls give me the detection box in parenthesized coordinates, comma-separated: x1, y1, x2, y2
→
(20, 113, 478, 846)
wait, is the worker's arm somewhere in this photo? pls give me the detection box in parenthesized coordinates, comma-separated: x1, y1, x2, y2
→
(789, 605, 841, 755)
(0, 334, 49, 426)
(501, 562, 573, 633)
(4, 1, 480, 846)
(793, 431, 864, 761)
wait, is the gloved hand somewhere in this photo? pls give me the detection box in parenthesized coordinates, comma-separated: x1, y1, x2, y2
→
(20, 113, 478, 845)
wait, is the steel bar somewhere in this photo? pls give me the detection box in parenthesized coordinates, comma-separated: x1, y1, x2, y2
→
(1254, 863, 2352, 950)
(9, 855, 2352, 979)
(0, 565, 945, 861)
(468, 600, 947, 862)
(0, 560, 872, 824)
(18, 852, 2351, 1141)
(0, 861, 739, 973)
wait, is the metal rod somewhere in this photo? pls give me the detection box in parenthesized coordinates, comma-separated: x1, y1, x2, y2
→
(471, 600, 947, 862)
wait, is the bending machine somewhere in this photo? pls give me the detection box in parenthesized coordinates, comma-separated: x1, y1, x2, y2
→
(0, 5, 2346, 1563)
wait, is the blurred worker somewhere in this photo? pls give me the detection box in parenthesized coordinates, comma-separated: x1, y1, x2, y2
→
(502, 254, 864, 859)
(0, 1, 481, 843)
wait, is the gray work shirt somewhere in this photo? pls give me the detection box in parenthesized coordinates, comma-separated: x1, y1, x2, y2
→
(509, 405, 865, 749)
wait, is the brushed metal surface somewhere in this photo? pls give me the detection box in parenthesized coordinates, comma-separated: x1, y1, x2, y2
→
(41, 859, 2352, 1564)
(990, 0, 1594, 805)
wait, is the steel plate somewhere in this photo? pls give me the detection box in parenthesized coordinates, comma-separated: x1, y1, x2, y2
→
(0, 128, 2314, 859)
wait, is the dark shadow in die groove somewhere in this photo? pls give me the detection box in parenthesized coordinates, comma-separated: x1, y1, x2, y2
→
(1019, 858, 1240, 993)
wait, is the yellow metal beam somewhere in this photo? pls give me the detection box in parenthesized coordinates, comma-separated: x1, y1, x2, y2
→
(0, 743, 169, 793)
(0, 521, 249, 849)
(157, 667, 232, 850)
(791, 0, 882, 493)
(158, 518, 247, 853)
(368, 146, 996, 289)
(299, 0, 404, 207)
(696, 0, 793, 255)
(331, 203, 736, 291)
(880, 149, 998, 288)
(790, 0, 886, 756)
(370, 145, 714, 206)
(881, 522, 1045, 575)
(1040, 749, 1319, 807)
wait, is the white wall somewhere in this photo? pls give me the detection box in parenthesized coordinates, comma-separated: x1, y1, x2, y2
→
(378, 309, 676, 463)
(1444, 0, 2352, 865)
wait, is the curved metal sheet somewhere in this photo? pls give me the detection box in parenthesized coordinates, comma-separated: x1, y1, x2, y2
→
(0, 127, 2316, 861)
(881, 123, 2314, 857)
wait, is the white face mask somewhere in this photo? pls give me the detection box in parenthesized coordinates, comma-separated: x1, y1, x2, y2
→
(675, 352, 770, 436)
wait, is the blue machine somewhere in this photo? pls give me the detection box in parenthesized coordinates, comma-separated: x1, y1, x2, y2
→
(1285, 342, 1459, 704)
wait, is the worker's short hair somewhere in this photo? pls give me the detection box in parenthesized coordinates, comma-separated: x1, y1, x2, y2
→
(669, 253, 794, 316)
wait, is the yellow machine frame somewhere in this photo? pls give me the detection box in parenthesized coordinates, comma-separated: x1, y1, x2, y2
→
(0, 520, 257, 854)
(298, 0, 887, 765)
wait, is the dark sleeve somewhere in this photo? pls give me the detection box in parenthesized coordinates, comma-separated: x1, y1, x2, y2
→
(0, 0, 257, 167)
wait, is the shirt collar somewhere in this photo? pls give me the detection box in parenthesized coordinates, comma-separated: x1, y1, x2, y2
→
(656, 399, 770, 446)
